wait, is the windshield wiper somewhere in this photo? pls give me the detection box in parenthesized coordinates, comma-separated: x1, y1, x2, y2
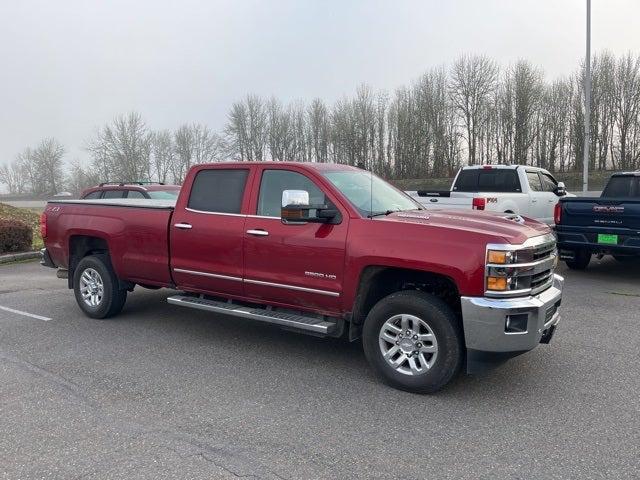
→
(367, 209, 399, 218)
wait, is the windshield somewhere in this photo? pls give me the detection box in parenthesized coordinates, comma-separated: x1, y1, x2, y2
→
(322, 170, 420, 217)
(147, 190, 180, 199)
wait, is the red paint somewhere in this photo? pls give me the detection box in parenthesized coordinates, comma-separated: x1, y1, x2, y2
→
(44, 162, 552, 317)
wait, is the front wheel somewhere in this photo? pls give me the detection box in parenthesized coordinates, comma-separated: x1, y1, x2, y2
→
(362, 291, 463, 394)
(73, 255, 127, 319)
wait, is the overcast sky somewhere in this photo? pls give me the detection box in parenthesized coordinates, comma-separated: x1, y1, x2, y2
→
(1, 0, 639, 168)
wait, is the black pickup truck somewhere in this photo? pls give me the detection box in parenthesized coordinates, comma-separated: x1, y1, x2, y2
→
(555, 171, 640, 269)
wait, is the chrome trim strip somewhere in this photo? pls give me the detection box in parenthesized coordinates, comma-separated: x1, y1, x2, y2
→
(244, 278, 340, 297)
(173, 268, 243, 282)
(486, 233, 556, 251)
(172, 268, 340, 297)
(185, 208, 246, 217)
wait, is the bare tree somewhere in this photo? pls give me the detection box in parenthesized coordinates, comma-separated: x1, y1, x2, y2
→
(0, 158, 28, 194)
(33, 138, 66, 194)
(450, 55, 498, 165)
(613, 53, 640, 170)
(151, 130, 175, 183)
(87, 112, 152, 182)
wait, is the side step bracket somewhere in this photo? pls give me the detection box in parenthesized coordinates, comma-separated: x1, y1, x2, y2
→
(167, 295, 338, 335)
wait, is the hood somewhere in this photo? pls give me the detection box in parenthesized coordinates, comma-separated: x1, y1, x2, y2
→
(380, 209, 550, 245)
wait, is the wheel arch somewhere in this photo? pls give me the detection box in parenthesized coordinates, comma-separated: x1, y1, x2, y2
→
(67, 235, 132, 291)
(349, 265, 462, 340)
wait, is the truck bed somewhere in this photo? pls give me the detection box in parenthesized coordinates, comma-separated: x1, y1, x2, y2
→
(48, 198, 177, 209)
(44, 199, 175, 287)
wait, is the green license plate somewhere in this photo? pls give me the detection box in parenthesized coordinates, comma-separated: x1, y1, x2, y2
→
(597, 234, 618, 245)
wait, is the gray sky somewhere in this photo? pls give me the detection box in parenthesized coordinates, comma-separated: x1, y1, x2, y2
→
(1, 0, 639, 168)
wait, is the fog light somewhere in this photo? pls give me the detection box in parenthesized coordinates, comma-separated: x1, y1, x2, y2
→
(505, 313, 528, 333)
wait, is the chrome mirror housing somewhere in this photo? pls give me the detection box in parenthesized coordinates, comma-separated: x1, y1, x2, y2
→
(281, 190, 310, 208)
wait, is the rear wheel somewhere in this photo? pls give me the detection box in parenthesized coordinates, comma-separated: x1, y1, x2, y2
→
(73, 255, 127, 319)
(362, 290, 463, 394)
(564, 249, 591, 270)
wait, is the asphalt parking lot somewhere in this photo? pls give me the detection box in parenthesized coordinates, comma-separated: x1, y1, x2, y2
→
(1, 259, 638, 479)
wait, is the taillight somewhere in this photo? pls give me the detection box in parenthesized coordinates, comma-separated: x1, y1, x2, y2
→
(472, 197, 486, 210)
(39, 212, 47, 238)
(554, 203, 562, 224)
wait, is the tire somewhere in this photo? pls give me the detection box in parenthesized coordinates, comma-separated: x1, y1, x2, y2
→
(564, 249, 591, 270)
(362, 290, 463, 394)
(73, 254, 127, 319)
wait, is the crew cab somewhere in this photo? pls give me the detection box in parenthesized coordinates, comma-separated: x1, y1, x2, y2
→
(40, 162, 564, 393)
(555, 171, 640, 269)
(406, 165, 569, 224)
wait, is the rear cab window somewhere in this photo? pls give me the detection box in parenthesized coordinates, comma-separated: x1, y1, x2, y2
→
(453, 169, 521, 193)
(602, 176, 640, 198)
(188, 169, 249, 213)
(83, 191, 102, 199)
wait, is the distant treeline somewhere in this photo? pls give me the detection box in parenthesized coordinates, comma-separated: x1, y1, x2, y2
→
(1, 51, 639, 195)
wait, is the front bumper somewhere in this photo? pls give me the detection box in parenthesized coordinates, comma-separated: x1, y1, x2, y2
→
(460, 274, 563, 354)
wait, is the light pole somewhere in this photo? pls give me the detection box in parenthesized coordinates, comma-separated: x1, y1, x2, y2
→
(583, 0, 591, 192)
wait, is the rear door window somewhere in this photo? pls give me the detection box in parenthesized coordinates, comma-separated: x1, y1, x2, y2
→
(103, 190, 126, 199)
(126, 190, 146, 199)
(188, 169, 249, 213)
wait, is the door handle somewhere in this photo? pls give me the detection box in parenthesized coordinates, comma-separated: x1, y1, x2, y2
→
(247, 229, 269, 237)
(532, 199, 538, 203)
(174, 223, 192, 230)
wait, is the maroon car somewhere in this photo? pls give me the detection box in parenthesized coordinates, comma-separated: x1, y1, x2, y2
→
(81, 182, 180, 200)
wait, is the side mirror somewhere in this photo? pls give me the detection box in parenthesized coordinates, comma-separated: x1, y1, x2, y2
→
(281, 189, 338, 224)
(555, 181, 566, 196)
(281, 189, 309, 208)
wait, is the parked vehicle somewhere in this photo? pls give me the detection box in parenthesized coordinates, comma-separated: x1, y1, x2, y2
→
(40, 162, 563, 393)
(555, 171, 640, 269)
(406, 165, 570, 224)
(81, 182, 180, 200)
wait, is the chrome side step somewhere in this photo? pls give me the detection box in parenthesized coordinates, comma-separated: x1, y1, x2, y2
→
(167, 295, 338, 335)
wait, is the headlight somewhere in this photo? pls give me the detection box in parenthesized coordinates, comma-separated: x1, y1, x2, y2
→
(485, 235, 557, 297)
(487, 249, 514, 264)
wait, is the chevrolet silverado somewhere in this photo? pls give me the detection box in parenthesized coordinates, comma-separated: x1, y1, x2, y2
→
(40, 162, 563, 393)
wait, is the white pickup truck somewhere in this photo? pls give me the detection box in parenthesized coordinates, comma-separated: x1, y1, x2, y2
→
(406, 165, 570, 225)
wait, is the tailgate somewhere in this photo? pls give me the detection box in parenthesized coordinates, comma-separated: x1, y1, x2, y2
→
(561, 198, 640, 230)
(408, 191, 473, 209)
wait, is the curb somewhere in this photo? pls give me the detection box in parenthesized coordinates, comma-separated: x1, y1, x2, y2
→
(0, 251, 41, 264)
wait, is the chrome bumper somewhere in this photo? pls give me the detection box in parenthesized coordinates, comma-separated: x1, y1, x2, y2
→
(460, 274, 563, 353)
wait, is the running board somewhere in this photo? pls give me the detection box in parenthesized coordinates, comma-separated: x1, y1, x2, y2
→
(167, 295, 338, 335)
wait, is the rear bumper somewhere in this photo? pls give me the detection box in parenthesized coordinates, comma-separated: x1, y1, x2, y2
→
(460, 274, 563, 372)
(556, 227, 640, 255)
(40, 248, 56, 268)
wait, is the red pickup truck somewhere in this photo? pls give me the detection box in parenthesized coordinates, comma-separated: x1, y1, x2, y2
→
(40, 162, 563, 393)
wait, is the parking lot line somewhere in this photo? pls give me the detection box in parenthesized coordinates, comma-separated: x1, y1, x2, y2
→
(0, 305, 52, 321)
